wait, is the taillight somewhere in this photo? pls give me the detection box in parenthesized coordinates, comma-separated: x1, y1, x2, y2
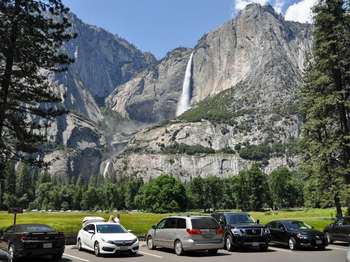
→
(216, 227, 224, 236)
(186, 228, 202, 235)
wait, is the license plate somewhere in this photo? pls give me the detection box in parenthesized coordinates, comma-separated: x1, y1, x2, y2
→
(252, 242, 260, 247)
(119, 246, 128, 251)
(316, 240, 322, 245)
(43, 243, 52, 248)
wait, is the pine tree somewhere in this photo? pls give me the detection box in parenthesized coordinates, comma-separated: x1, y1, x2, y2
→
(0, 0, 75, 168)
(300, 0, 350, 216)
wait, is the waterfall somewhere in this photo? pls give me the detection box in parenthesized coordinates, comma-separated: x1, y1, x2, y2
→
(176, 52, 194, 116)
(103, 161, 111, 177)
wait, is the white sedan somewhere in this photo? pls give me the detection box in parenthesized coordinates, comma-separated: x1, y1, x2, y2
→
(77, 222, 139, 256)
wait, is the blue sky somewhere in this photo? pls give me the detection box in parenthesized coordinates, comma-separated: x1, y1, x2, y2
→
(62, 0, 313, 59)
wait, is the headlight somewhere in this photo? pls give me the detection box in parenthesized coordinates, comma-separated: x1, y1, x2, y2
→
(232, 228, 242, 236)
(297, 233, 308, 239)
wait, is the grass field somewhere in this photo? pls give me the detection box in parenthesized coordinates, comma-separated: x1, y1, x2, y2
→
(0, 209, 340, 236)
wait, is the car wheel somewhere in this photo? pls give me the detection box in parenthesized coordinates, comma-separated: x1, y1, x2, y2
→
(259, 244, 268, 252)
(174, 240, 184, 256)
(325, 232, 333, 244)
(288, 237, 297, 250)
(147, 236, 156, 250)
(94, 242, 101, 257)
(208, 249, 218, 255)
(52, 252, 63, 261)
(77, 238, 83, 251)
(225, 235, 234, 251)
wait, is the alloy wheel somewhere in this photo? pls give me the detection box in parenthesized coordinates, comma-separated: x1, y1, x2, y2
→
(147, 236, 155, 250)
(175, 240, 184, 256)
(94, 242, 100, 257)
(289, 237, 296, 250)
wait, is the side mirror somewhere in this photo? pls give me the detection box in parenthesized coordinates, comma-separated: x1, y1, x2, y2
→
(257, 219, 260, 225)
(152, 225, 156, 229)
(88, 230, 95, 235)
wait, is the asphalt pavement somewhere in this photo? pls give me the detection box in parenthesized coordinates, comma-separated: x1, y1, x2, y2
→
(1, 242, 348, 262)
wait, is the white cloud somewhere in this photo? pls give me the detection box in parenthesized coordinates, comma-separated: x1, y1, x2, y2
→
(284, 0, 317, 23)
(273, 0, 285, 13)
(233, 0, 269, 14)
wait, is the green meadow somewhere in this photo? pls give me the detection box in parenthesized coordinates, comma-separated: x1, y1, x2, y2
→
(0, 209, 338, 236)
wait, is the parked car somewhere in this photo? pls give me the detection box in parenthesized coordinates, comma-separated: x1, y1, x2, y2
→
(211, 212, 270, 251)
(347, 246, 350, 262)
(77, 221, 139, 257)
(266, 220, 327, 250)
(0, 224, 65, 261)
(146, 216, 224, 256)
(324, 216, 350, 244)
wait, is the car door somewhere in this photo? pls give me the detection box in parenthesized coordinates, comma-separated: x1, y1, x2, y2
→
(333, 218, 344, 241)
(153, 219, 167, 247)
(273, 222, 287, 245)
(267, 222, 278, 243)
(163, 218, 177, 249)
(339, 218, 350, 242)
(81, 224, 95, 250)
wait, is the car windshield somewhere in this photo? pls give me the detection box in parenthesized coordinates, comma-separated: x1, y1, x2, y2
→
(18, 225, 55, 233)
(96, 224, 127, 234)
(286, 221, 312, 230)
(226, 214, 255, 224)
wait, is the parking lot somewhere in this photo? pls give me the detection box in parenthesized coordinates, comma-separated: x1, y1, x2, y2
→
(1, 242, 345, 262)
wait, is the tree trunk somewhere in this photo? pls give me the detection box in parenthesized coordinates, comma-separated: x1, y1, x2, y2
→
(334, 192, 343, 217)
(0, 0, 20, 141)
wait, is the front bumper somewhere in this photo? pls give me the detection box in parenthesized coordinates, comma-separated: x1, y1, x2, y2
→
(99, 240, 139, 254)
(297, 237, 327, 247)
(232, 235, 270, 247)
(182, 239, 224, 251)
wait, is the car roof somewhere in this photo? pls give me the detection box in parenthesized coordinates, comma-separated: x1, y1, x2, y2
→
(87, 222, 121, 226)
(268, 220, 302, 224)
(216, 212, 249, 215)
(165, 215, 214, 219)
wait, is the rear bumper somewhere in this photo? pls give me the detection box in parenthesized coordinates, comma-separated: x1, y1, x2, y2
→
(182, 239, 224, 251)
(16, 247, 64, 258)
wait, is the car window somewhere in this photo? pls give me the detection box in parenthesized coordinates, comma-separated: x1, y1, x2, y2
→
(177, 218, 186, 229)
(5, 226, 14, 233)
(343, 218, 350, 225)
(17, 225, 55, 233)
(267, 222, 276, 229)
(165, 218, 177, 229)
(335, 218, 344, 225)
(286, 221, 312, 230)
(225, 213, 255, 224)
(191, 217, 218, 229)
(157, 219, 167, 229)
(96, 224, 127, 234)
(85, 224, 95, 232)
(277, 223, 286, 231)
(83, 225, 90, 232)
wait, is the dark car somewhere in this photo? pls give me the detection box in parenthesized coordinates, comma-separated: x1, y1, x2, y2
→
(0, 224, 65, 261)
(211, 212, 270, 251)
(266, 220, 327, 250)
(324, 216, 350, 244)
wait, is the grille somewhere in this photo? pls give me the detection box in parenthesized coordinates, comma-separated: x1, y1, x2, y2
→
(244, 228, 262, 235)
(110, 239, 136, 246)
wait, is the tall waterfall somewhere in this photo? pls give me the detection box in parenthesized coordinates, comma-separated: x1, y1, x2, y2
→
(176, 52, 194, 116)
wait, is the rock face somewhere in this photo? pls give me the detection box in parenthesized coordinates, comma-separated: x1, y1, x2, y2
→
(42, 13, 157, 180)
(107, 4, 311, 124)
(106, 48, 193, 123)
(105, 4, 312, 181)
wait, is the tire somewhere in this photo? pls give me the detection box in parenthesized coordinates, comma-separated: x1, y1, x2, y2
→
(174, 240, 184, 256)
(77, 238, 83, 251)
(288, 237, 297, 250)
(94, 242, 101, 257)
(325, 232, 333, 244)
(147, 236, 156, 250)
(259, 244, 268, 252)
(225, 235, 234, 251)
(208, 249, 218, 255)
(8, 244, 16, 262)
(52, 252, 63, 261)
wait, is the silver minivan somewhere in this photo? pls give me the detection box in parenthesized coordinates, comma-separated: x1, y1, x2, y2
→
(146, 216, 224, 256)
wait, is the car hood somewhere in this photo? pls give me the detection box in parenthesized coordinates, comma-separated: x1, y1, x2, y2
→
(97, 232, 137, 241)
(230, 224, 265, 229)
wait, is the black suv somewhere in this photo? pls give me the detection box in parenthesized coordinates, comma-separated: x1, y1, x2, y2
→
(212, 212, 270, 251)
